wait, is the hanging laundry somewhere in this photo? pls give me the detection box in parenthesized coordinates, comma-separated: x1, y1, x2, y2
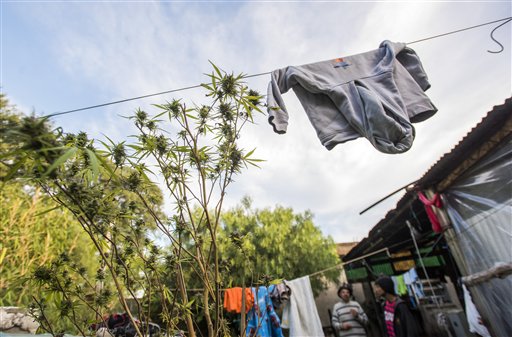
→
(462, 284, 491, 337)
(417, 192, 443, 233)
(402, 268, 417, 309)
(267, 40, 437, 154)
(403, 269, 411, 286)
(268, 282, 291, 309)
(402, 269, 414, 298)
(281, 276, 324, 337)
(396, 274, 408, 296)
(405, 268, 425, 299)
(224, 287, 255, 314)
(391, 276, 400, 296)
(246, 286, 284, 337)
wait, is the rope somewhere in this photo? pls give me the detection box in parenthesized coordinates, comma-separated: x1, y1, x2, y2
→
(42, 17, 511, 119)
(407, 17, 511, 45)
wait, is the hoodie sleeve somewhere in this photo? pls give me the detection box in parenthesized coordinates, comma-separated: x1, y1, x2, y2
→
(396, 46, 431, 92)
(267, 67, 294, 134)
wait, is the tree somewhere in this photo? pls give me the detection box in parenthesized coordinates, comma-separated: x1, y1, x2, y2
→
(0, 183, 99, 306)
(0, 67, 264, 337)
(0, 96, 107, 334)
(219, 197, 341, 295)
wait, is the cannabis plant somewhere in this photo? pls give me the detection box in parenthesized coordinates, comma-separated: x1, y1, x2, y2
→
(1, 66, 263, 337)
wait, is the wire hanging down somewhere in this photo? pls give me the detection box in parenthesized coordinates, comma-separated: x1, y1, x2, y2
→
(487, 18, 512, 53)
(43, 17, 511, 119)
(406, 17, 511, 45)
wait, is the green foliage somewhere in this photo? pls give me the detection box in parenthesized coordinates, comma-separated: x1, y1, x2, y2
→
(219, 197, 341, 295)
(27, 251, 116, 336)
(0, 98, 105, 334)
(0, 66, 264, 337)
(2, 80, 338, 337)
(0, 184, 100, 306)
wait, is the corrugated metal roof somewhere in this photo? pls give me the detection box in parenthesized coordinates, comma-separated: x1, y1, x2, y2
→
(343, 97, 512, 261)
(416, 97, 512, 189)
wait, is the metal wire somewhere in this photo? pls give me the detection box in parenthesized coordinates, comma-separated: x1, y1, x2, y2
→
(42, 17, 511, 119)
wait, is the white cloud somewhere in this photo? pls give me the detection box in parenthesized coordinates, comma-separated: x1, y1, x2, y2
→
(3, 1, 511, 243)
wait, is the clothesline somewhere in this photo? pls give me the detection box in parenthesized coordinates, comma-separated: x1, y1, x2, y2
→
(176, 265, 344, 292)
(180, 234, 437, 292)
(176, 248, 383, 292)
(43, 16, 511, 119)
(173, 239, 439, 293)
(171, 204, 435, 292)
(309, 247, 392, 278)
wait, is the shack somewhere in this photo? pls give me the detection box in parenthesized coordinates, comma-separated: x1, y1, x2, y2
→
(342, 97, 511, 337)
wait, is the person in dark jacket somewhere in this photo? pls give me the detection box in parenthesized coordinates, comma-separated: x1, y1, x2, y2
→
(374, 276, 419, 337)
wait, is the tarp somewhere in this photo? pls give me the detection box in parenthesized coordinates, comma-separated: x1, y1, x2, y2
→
(443, 135, 512, 337)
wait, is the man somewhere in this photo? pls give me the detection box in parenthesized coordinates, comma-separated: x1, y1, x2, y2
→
(332, 283, 368, 337)
(374, 276, 419, 337)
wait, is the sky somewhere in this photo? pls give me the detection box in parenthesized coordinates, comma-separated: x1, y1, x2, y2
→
(2, 1, 511, 243)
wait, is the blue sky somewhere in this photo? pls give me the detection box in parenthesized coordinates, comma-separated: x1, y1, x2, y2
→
(2, 1, 511, 243)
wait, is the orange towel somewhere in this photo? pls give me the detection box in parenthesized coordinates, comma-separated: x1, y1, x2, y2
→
(223, 287, 254, 313)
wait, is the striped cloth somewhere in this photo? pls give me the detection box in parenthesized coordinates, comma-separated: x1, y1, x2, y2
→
(384, 300, 397, 337)
(331, 300, 368, 337)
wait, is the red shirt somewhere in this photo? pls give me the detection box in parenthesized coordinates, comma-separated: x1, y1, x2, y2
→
(384, 299, 397, 337)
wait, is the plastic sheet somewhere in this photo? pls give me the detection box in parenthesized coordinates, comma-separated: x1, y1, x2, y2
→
(442, 136, 512, 337)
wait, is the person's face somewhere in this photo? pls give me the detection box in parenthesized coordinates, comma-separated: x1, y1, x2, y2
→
(373, 284, 385, 298)
(339, 288, 351, 302)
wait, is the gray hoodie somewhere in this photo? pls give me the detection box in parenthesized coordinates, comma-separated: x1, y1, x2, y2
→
(267, 41, 437, 153)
